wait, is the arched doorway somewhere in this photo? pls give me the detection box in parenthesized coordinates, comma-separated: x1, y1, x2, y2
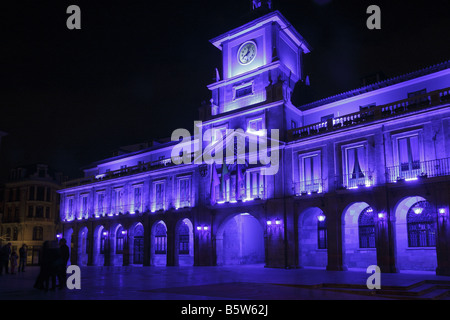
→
(298, 207, 327, 268)
(130, 223, 144, 265)
(342, 202, 377, 268)
(77, 227, 88, 266)
(93, 225, 106, 266)
(151, 221, 167, 266)
(216, 213, 265, 266)
(110, 224, 124, 266)
(175, 218, 194, 266)
(395, 196, 437, 271)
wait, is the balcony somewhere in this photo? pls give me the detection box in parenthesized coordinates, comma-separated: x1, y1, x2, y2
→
(293, 179, 323, 196)
(386, 157, 450, 183)
(335, 171, 375, 190)
(63, 153, 195, 188)
(288, 87, 450, 142)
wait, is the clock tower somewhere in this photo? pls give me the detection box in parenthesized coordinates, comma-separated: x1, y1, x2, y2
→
(203, 4, 311, 142)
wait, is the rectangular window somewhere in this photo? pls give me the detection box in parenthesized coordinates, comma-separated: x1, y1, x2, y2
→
(37, 187, 45, 201)
(154, 182, 165, 211)
(67, 198, 73, 217)
(45, 207, 50, 219)
(28, 206, 34, 218)
(247, 118, 264, 133)
(36, 206, 44, 218)
(155, 236, 167, 254)
(320, 114, 334, 123)
(15, 188, 20, 202)
(398, 136, 420, 173)
(114, 189, 123, 213)
(345, 146, 368, 188)
(134, 186, 142, 212)
(246, 170, 264, 199)
(46, 188, 51, 202)
(235, 84, 253, 99)
(81, 196, 88, 215)
(178, 177, 191, 208)
(97, 193, 105, 215)
(212, 126, 228, 142)
(298, 153, 322, 195)
(179, 235, 189, 254)
(29, 186, 35, 201)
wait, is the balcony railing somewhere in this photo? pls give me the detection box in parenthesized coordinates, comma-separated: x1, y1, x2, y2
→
(63, 153, 195, 188)
(293, 179, 323, 196)
(386, 157, 450, 183)
(288, 87, 450, 142)
(335, 170, 375, 190)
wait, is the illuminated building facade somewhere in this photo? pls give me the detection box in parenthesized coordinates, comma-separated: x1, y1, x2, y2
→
(0, 164, 62, 264)
(58, 7, 450, 275)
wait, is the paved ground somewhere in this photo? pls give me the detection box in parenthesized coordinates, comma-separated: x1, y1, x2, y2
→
(0, 264, 449, 301)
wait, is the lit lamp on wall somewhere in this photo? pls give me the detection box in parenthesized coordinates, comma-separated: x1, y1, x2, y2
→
(121, 230, 127, 236)
(56, 233, 62, 240)
(267, 218, 282, 227)
(317, 214, 326, 222)
(377, 212, 386, 220)
(413, 207, 423, 215)
(197, 225, 209, 232)
(102, 231, 109, 237)
(439, 208, 447, 220)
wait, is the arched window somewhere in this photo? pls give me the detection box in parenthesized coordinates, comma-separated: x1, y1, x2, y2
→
(407, 201, 436, 247)
(359, 207, 376, 248)
(178, 222, 189, 254)
(32, 227, 43, 240)
(116, 227, 124, 254)
(155, 223, 167, 254)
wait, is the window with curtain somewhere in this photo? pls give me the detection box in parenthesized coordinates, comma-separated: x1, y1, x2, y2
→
(398, 135, 420, 173)
(301, 154, 321, 193)
(347, 146, 367, 184)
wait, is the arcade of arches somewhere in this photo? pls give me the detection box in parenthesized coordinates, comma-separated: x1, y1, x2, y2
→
(61, 195, 449, 275)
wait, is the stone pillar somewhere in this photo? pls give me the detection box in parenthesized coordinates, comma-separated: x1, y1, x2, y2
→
(87, 222, 94, 266)
(326, 202, 346, 271)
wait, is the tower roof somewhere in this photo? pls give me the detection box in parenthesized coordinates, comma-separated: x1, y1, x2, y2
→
(209, 10, 311, 54)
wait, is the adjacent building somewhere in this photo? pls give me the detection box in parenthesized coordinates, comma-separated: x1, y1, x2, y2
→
(58, 6, 450, 275)
(0, 164, 62, 264)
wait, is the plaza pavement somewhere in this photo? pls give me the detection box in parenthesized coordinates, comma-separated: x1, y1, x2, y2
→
(1, 264, 449, 300)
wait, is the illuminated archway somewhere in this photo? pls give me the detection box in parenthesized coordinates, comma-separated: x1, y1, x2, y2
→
(93, 225, 105, 266)
(298, 207, 327, 268)
(175, 218, 194, 266)
(342, 202, 377, 268)
(151, 221, 167, 266)
(394, 196, 437, 271)
(77, 227, 88, 266)
(216, 213, 265, 266)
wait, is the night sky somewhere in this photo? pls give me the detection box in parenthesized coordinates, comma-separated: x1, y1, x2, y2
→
(1, 0, 449, 179)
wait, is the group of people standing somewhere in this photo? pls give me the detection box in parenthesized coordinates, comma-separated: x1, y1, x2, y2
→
(0, 239, 70, 291)
(34, 239, 70, 291)
(0, 243, 27, 274)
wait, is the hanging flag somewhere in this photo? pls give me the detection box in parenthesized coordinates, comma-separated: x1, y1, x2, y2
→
(210, 162, 220, 205)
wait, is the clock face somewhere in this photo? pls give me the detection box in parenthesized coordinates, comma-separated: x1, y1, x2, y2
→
(238, 41, 257, 65)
